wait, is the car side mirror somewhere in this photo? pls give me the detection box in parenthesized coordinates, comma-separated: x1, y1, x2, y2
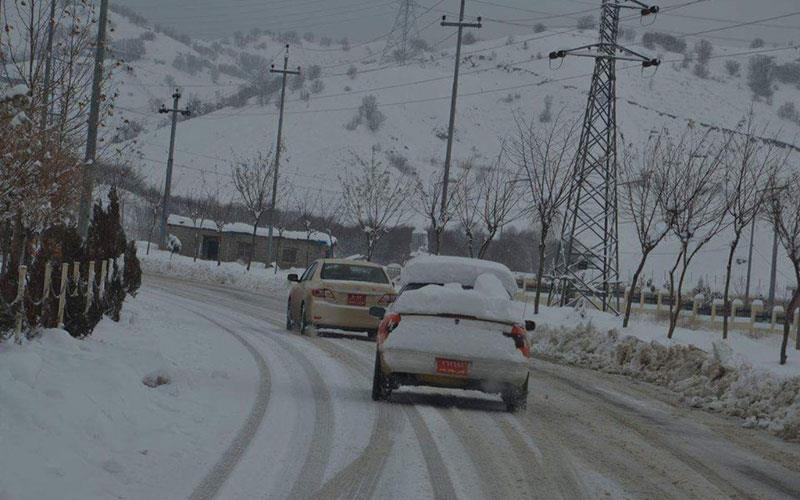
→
(369, 306, 386, 319)
(525, 320, 536, 332)
(287, 273, 299, 282)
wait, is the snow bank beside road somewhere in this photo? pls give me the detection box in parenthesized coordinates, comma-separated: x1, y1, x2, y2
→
(530, 307, 800, 442)
(0, 290, 260, 499)
(137, 242, 299, 296)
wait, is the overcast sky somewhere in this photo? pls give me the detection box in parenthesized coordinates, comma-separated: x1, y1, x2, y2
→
(125, 0, 800, 47)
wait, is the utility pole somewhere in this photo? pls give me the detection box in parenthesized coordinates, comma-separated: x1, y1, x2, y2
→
(549, 0, 659, 313)
(157, 89, 191, 249)
(744, 215, 756, 304)
(266, 45, 300, 272)
(39, 0, 57, 131)
(438, 0, 481, 254)
(383, 0, 421, 63)
(77, 0, 110, 239)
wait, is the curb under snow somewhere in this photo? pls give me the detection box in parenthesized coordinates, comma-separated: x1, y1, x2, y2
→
(529, 321, 800, 442)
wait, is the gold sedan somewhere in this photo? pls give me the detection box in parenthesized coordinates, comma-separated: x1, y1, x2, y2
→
(287, 259, 397, 338)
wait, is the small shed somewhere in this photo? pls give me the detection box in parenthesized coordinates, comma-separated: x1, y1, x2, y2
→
(167, 214, 335, 268)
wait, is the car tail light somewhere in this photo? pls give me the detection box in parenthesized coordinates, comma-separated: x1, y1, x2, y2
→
(311, 288, 335, 299)
(378, 313, 401, 343)
(510, 324, 531, 358)
(378, 293, 397, 306)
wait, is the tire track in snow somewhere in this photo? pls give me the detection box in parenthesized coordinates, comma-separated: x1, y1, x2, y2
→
(170, 308, 272, 500)
(252, 330, 336, 500)
(149, 277, 459, 499)
(322, 340, 460, 500)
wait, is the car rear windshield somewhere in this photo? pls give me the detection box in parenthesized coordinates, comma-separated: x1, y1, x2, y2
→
(320, 263, 389, 284)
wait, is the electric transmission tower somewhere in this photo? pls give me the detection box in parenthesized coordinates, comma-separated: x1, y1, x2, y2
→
(382, 0, 421, 63)
(549, 0, 660, 313)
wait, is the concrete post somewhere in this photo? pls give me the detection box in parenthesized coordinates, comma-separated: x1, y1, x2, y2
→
(14, 265, 27, 344)
(57, 263, 69, 328)
(99, 259, 108, 297)
(72, 261, 80, 297)
(84, 261, 95, 315)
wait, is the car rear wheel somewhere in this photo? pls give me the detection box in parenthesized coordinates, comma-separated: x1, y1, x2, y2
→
(371, 351, 391, 401)
(285, 300, 294, 331)
(502, 374, 529, 413)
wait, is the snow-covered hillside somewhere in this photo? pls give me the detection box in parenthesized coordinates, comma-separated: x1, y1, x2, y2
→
(105, 10, 800, 293)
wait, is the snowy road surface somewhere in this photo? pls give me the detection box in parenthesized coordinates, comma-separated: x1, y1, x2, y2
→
(145, 275, 800, 499)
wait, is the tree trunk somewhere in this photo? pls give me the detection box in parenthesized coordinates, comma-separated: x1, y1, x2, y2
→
(534, 239, 546, 315)
(217, 232, 222, 266)
(667, 245, 686, 339)
(722, 233, 741, 340)
(477, 232, 495, 259)
(780, 289, 799, 364)
(247, 223, 258, 271)
(193, 228, 200, 262)
(433, 226, 442, 255)
(668, 251, 690, 339)
(1, 220, 11, 277)
(366, 232, 374, 261)
(465, 229, 474, 258)
(623, 250, 650, 328)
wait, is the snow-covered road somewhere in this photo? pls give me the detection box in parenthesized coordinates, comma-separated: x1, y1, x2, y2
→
(145, 275, 800, 499)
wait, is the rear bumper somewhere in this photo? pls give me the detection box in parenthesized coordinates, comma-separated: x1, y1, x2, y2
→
(381, 347, 529, 388)
(309, 300, 379, 330)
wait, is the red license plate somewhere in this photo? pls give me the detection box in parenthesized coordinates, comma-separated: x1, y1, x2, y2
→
(347, 294, 366, 306)
(436, 358, 470, 376)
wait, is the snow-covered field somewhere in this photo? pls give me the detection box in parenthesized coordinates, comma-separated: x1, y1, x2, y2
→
(0, 291, 260, 500)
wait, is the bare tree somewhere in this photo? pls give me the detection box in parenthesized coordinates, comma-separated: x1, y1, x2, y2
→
(618, 133, 672, 327)
(476, 149, 522, 258)
(294, 188, 322, 267)
(413, 167, 459, 255)
(662, 131, 730, 339)
(314, 194, 341, 257)
(231, 151, 274, 270)
(720, 117, 782, 339)
(340, 147, 411, 261)
(768, 172, 800, 364)
(507, 113, 578, 314)
(208, 184, 234, 267)
(452, 160, 481, 257)
(185, 190, 211, 262)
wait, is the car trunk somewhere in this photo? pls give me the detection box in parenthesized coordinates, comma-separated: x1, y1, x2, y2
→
(320, 280, 391, 307)
(382, 315, 524, 364)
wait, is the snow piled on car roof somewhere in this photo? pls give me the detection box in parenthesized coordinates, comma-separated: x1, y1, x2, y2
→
(392, 274, 526, 324)
(400, 255, 518, 296)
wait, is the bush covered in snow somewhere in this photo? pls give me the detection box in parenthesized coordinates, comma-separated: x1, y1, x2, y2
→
(530, 321, 800, 441)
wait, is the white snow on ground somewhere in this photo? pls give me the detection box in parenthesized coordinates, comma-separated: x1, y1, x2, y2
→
(0, 291, 260, 500)
(529, 305, 800, 441)
(136, 241, 300, 295)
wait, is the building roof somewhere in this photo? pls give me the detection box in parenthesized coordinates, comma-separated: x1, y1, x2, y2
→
(167, 214, 336, 246)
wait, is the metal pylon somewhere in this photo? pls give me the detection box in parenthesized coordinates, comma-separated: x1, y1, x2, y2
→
(549, 0, 660, 313)
(382, 0, 421, 63)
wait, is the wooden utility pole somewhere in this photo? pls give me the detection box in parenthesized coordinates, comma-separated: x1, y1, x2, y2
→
(438, 0, 481, 254)
(157, 89, 191, 249)
(78, 0, 110, 239)
(265, 44, 300, 272)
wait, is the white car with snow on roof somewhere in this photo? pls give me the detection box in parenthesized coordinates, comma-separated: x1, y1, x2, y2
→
(369, 256, 534, 412)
